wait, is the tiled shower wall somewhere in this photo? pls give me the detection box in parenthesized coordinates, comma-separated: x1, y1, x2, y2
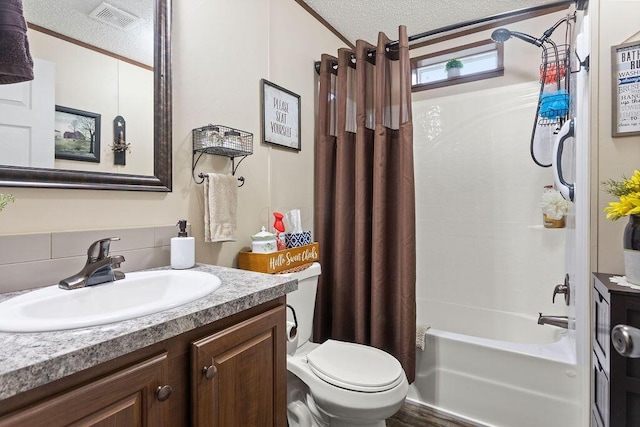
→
(0, 225, 186, 293)
(413, 81, 568, 326)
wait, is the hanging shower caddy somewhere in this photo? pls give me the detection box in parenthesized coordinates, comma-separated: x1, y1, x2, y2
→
(529, 14, 575, 168)
(537, 44, 571, 126)
(491, 12, 576, 168)
(191, 124, 253, 186)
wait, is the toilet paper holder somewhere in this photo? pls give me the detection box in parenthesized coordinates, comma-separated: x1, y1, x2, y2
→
(286, 304, 298, 341)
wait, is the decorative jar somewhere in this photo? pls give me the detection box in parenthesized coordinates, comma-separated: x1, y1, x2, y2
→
(251, 226, 277, 254)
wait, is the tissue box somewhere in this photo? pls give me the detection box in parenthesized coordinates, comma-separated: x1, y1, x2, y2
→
(285, 231, 312, 249)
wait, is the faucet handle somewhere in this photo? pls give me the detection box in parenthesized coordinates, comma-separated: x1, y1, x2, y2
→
(87, 237, 120, 262)
(552, 284, 568, 304)
(552, 274, 571, 306)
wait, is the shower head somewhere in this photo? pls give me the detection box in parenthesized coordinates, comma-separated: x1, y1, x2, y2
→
(491, 14, 574, 48)
(490, 28, 512, 43)
(490, 28, 544, 47)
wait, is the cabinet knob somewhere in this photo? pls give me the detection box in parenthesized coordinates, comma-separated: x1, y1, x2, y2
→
(612, 324, 640, 358)
(203, 365, 217, 380)
(155, 385, 173, 401)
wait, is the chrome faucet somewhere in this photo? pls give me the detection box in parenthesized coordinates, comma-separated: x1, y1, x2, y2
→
(59, 237, 126, 290)
(537, 313, 569, 329)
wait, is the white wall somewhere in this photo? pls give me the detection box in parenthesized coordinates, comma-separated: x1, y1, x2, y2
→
(175, 0, 344, 267)
(0, 0, 345, 272)
(27, 29, 154, 176)
(595, 0, 640, 276)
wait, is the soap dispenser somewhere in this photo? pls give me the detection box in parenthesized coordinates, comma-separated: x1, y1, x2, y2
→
(171, 220, 195, 269)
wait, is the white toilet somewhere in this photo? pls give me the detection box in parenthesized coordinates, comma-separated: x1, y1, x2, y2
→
(284, 262, 408, 427)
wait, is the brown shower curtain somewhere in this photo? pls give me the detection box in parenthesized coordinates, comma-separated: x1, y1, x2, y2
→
(314, 26, 416, 382)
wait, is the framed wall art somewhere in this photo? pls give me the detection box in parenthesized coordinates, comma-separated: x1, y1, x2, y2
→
(261, 79, 301, 151)
(55, 106, 101, 162)
(612, 41, 640, 137)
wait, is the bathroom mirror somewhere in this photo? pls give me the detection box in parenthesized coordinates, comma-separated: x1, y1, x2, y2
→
(0, 0, 171, 191)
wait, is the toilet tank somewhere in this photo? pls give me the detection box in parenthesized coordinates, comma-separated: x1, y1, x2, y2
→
(283, 262, 321, 347)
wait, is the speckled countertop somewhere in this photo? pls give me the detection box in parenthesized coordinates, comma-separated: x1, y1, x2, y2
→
(0, 264, 297, 401)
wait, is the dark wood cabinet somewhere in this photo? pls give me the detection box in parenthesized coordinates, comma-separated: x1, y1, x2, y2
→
(592, 273, 640, 427)
(0, 353, 169, 427)
(191, 305, 286, 427)
(0, 298, 287, 427)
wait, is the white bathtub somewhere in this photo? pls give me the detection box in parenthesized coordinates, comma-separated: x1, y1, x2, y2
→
(407, 301, 583, 427)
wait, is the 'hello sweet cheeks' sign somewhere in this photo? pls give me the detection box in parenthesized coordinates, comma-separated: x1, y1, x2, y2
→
(268, 244, 318, 270)
(261, 79, 301, 150)
(237, 243, 319, 274)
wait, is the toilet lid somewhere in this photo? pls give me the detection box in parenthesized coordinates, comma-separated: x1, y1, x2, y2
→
(306, 340, 404, 392)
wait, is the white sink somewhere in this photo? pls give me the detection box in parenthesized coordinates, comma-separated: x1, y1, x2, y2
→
(0, 270, 221, 332)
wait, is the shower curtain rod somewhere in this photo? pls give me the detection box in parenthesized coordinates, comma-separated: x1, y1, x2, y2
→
(314, 0, 584, 74)
(387, 0, 576, 50)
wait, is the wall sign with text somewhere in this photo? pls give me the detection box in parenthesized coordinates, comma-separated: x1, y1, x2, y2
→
(261, 79, 301, 150)
(612, 41, 640, 137)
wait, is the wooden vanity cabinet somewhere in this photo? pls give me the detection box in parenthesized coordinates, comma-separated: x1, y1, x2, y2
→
(0, 353, 170, 426)
(0, 298, 287, 427)
(191, 306, 287, 426)
(592, 273, 640, 427)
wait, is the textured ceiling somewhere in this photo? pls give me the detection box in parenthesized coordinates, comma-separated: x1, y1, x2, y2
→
(300, 0, 566, 44)
(21, 1, 564, 67)
(23, 0, 153, 66)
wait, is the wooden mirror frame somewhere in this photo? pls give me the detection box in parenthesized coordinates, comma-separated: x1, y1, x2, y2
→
(0, 0, 172, 192)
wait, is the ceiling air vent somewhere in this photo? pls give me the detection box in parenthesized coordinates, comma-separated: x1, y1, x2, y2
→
(88, 2, 141, 31)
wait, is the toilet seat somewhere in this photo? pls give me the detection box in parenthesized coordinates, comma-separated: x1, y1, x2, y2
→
(306, 340, 404, 392)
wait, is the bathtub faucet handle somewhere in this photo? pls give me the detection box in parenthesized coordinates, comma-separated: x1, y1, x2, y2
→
(552, 274, 570, 306)
(552, 284, 568, 304)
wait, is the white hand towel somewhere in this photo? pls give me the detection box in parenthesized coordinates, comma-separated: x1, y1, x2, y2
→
(204, 173, 237, 242)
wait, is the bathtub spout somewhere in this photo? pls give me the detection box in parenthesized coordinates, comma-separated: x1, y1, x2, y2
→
(537, 313, 569, 329)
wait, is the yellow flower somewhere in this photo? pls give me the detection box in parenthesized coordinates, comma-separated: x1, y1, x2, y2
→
(602, 170, 640, 221)
(626, 170, 640, 192)
(604, 194, 640, 220)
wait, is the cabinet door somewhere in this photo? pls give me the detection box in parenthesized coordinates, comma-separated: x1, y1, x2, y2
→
(610, 294, 640, 427)
(191, 305, 286, 427)
(0, 353, 170, 426)
(593, 351, 609, 427)
(594, 284, 611, 372)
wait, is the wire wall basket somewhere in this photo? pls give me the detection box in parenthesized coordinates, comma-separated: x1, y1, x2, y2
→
(191, 124, 253, 185)
(192, 124, 253, 158)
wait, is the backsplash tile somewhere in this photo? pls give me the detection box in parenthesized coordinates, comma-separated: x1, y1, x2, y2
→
(0, 225, 176, 293)
(118, 247, 171, 273)
(0, 233, 50, 265)
(51, 227, 156, 258)
(0, 257, 81, 292)
(154, 224, 191, 247)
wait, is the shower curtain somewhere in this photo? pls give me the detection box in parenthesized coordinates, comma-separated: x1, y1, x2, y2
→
(314, 26, 416, 382)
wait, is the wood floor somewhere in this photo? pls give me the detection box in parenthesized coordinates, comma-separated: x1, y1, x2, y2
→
(387, 401, 485, 427)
